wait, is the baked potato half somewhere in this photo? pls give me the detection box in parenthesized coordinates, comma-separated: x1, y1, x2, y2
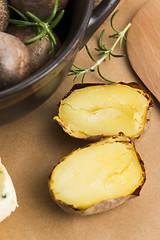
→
(54, 83, 153, 140)
(49, 134, 146, 216)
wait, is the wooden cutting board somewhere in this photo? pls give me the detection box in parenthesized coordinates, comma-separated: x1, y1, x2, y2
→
(127, 0, 160, 102)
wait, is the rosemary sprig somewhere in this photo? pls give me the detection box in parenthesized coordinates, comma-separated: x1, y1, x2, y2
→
(69, 9, 131, 83)
(8, 0, 64, 57)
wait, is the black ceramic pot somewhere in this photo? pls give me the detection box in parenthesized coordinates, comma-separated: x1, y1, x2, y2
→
(0, 0, 119, 124)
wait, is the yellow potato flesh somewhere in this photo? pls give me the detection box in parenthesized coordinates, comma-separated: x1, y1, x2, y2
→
(50, 137, 144, 210)
(55, 84, 150, 138)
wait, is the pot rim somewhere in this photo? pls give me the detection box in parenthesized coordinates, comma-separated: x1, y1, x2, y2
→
(0, 0, 94, 98)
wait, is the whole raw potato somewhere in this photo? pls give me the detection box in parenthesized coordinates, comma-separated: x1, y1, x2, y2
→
(7, 26, 61, 74)
(0, 32, 31, 89)
(0, 0, 9, 31)
(8, 0, 69, 20)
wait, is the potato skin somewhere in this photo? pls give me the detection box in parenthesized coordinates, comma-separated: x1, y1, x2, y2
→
(54, 82, 154, 142)
(48, 135, 146, 216)
(7, 26, 61, 73)
(0, 0, 9, 31)
(8, 0, 69, 20)
(48, 180, 139, 216)
(0, 32, 31, 89)
(50, 195, 135, 216)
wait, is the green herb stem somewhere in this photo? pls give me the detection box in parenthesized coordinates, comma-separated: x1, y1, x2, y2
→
(110, 23, 131, 50)
(8, 3, 64, 58)
(69, 21, 131, 83)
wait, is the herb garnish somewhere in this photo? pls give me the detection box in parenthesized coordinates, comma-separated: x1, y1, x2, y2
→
(69, 10, 131, 83)
(8, 0, 64, 57)
(1, 194, 7, 199)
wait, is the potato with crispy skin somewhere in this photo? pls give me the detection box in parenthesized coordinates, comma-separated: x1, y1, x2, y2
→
(49, 134, 146, 215)
(0, 0, 9, 31)
(54, 83, 153, 140)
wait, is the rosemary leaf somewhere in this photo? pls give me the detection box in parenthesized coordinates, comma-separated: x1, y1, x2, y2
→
(85, 45, 96, 62)
(97, 65, 115, 83)
(8, 5, 29, 21)
(98, 52, 106, 56)
(26, 11, 42, 24)
(25, 30, 46, 44)
(110, 9, 120, 33)
(50, 37, 55, 58)
(73, 64, 85, 71)
(50, 10, 65, 29)
(37, 26, 41, 34)
(82, 73, 86, 83)
(94, 48, 101, 52)
(47, 30, 56, 45)
(68, 9, 131, 83)
(47, 0, 58, 23)
(73, 76, 78, 82)
(109, 33, 119, 38)
(110, 53, 126, 57)
(68, 73, 78, 76)
(98, 29, 106, 50)
(8, 19, 36, 26)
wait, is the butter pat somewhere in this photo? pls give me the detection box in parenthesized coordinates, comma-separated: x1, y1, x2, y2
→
(0, 159, 18, 222)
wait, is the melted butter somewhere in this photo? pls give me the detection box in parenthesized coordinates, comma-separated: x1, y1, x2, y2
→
(0, 160, 18, 222)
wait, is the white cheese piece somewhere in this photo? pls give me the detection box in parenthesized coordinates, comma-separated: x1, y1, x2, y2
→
(0, 159, 18, 222)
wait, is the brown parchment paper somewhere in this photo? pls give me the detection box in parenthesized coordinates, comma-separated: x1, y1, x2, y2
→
(1, 0, 160, 239)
